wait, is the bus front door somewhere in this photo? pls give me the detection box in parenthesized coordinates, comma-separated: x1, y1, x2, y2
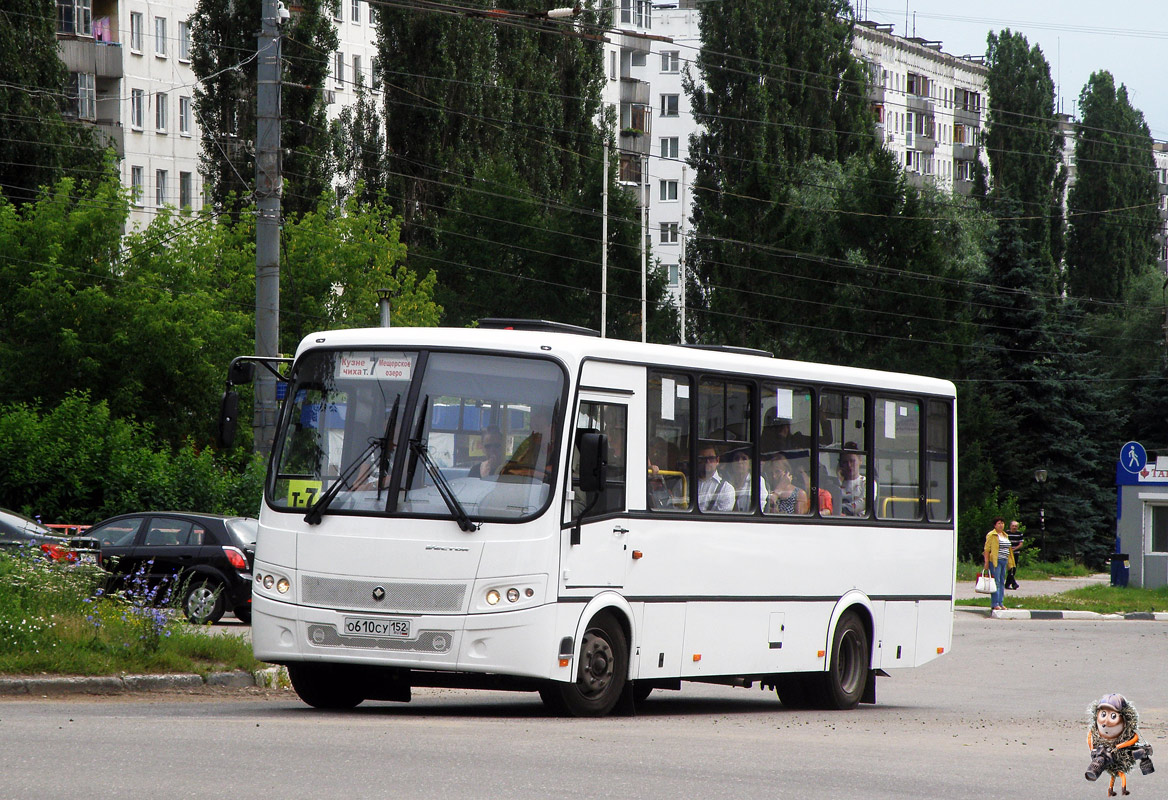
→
(562, 386, 633, 590)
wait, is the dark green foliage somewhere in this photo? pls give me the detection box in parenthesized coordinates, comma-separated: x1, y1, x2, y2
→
(0, 393, 264, 523)
(683, 0, 877, 352)
(1065, 71, 1159, 303)
(0, 0, 104, 206)
(190, 0, 337, 218)
(983, 30, 1063, 281)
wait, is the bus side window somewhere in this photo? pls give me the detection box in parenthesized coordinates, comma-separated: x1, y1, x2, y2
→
(820, 392, 870, 518)
(647, 372, 691, 512)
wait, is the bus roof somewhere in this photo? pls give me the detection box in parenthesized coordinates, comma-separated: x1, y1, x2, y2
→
(294, 326, 956, 398)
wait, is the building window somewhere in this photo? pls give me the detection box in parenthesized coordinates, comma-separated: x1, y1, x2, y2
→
(156, 92, 168, 132)
(332, 2, 341, 21)
(659, 179, 678, 201)
(69, 72, 96, 120)
(154, 16, 167, 57)
(179, 172, 193, 209)
(610, 51, 616, 81)
(371, 57, 380, 90)
(661, 136, 679, 159)
(352, 55, 362, 87)
(666, 263, 680, 287)
(334, 52, 344, 87)
(178, 21, 190, 61)
(631, 51, 647, 68)
(179, 96, 192, 135)
(660, 50, 679, 73)
(351, 0, 360, 22)
(130, 88, 144, 129)
(1152, 506, 1168, 553)
(660, 94, 678, 118)
(131, 166, 144, 206)
(56, 0, 92, 35)
(156, 169, 167, 207)
(130, 12, 142, 52)
(660, 222, 679, 244)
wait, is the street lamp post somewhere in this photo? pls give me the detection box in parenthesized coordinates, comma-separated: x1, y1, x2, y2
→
(1034, 469, 1048, 561)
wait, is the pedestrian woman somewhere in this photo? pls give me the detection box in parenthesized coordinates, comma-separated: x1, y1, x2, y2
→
(983, 517, 1014, 612)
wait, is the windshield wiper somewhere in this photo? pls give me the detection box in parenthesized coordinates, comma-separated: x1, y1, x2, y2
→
(304, 394, 400, 526)
(408, 438, 480, 533)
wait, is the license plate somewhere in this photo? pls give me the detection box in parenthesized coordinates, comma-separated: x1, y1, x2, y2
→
(342, 617, 411, 638)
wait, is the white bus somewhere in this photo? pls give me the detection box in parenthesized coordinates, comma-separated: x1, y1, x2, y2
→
(223, 320, 956, 717)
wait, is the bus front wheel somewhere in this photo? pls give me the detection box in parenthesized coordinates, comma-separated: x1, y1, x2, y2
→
(540, 613, 628, 717)
(287, 663, 365, 710)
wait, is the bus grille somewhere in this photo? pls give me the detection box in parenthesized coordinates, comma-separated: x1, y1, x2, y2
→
(306, 624, 453, 653)
(300, 576, 466, 613)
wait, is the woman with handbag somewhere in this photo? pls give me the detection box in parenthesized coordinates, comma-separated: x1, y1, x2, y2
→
(983, 517, 1015, 612)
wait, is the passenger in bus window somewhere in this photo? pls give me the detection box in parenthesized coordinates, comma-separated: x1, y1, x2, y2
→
(697, 443, 735, 512)
(502, 406, 556, 481)
(647, 437, 681, 509)
(723, 447, 752, 512)
(467, 427, 505, 479)
(838, 445, 868, 516)
(763, 453, 809, 515)
(797, 461, 833, 515)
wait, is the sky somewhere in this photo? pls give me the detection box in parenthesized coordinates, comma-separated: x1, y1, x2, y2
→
(858, 2, 1168, 141)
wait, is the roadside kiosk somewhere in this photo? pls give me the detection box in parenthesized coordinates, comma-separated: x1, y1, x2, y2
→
(1115, 440, 1168, 589)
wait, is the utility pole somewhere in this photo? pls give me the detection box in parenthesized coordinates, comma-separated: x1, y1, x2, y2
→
(253, 0, 284, 456)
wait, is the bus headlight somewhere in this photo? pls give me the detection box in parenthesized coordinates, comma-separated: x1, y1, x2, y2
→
(486, 589, 501, 605)
(262, 574, 274, 589)
(276, 578, 290, 594)
(506, 588, 520, 603)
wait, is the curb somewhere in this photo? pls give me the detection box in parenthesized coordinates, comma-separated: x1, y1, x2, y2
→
(0, 666, 287, 697)
(957, 606, 1168, 621)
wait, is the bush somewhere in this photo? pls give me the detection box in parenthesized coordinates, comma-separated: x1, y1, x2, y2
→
(957, 486, 1023, 561)
(0, 392, 262, 523)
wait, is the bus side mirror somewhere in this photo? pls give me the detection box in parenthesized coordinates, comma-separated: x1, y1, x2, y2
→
(577, 431, 609, 494)
(218, 390, 240, 449)
(228, 360, 257, 386)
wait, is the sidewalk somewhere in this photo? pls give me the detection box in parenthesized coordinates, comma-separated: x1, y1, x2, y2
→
(0, 666, 285, 698)
(956, 573, 1168, 621)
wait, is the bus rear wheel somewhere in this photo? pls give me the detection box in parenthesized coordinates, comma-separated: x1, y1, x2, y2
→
(821, 612, 869, 710)
(540, 613, 628, 717)
(287, 663, 366, 710)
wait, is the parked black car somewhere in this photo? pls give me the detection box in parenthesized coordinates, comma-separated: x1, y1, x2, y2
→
(87, 512, 257, 624)
(0, 508, 99, 565)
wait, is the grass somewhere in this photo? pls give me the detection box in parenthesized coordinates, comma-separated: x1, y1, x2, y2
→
(0, 547, 263, 677)
(956, 584, 1168, 614)
(955, 556, 1092, 583)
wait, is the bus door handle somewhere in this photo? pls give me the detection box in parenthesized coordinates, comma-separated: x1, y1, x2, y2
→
(613, 526, 629, 535)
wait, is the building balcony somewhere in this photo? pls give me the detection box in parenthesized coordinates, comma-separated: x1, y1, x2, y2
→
(915, 136, 935, 155)
(95, 120, 124, 157)
(58, 38, 124, 79)
(620, 77, 649, 107)
(953, 142, 978, 162)
(619, 128, 651, 156)
(954, 178, 974, 196)
(905, 94, 934, 114)
(868, 85, 885, 104)
(955, 107, 981, 128)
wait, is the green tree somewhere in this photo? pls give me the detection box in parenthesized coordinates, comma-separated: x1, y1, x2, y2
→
(190, 0, 337, 218)
(0, 0, 103, 205)
(1065, 71, 1159, 303)
(333, 82, 386, 206)
(683, 0, 873, 350)
(983, 30, 1063, 282)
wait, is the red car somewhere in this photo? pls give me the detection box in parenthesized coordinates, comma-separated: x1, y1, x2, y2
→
(0, 508, 99, 565)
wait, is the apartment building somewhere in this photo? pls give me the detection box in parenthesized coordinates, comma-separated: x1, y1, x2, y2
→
(852, 21, 989, 195)
(57, 0, 204, 230)
(1155, 143, 1168, 273)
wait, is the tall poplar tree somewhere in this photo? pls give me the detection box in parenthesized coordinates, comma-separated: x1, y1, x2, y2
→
(190, 0, 337, 218)
(683, 0, 873, 351)
(1065, 71, 1159, 303)
(0, 0, 102, 205)
(983, 29, 1063, 285)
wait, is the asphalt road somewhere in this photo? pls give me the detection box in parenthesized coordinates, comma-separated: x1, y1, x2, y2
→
(4, 612, 1165, 800)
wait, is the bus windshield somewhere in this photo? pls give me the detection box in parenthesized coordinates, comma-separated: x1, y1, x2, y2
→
(268, 349, 565, 523)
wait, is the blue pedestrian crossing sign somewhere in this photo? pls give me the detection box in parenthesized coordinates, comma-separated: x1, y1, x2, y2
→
(1120, 441, 1147, 474)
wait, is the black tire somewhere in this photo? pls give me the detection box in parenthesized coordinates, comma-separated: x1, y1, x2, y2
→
(540, 613, 628, 717)
(233, 606, 252, 625)
(821, 612, 869, 710)
(287, 663, 366, 709)
(182, 580, 225, 625)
